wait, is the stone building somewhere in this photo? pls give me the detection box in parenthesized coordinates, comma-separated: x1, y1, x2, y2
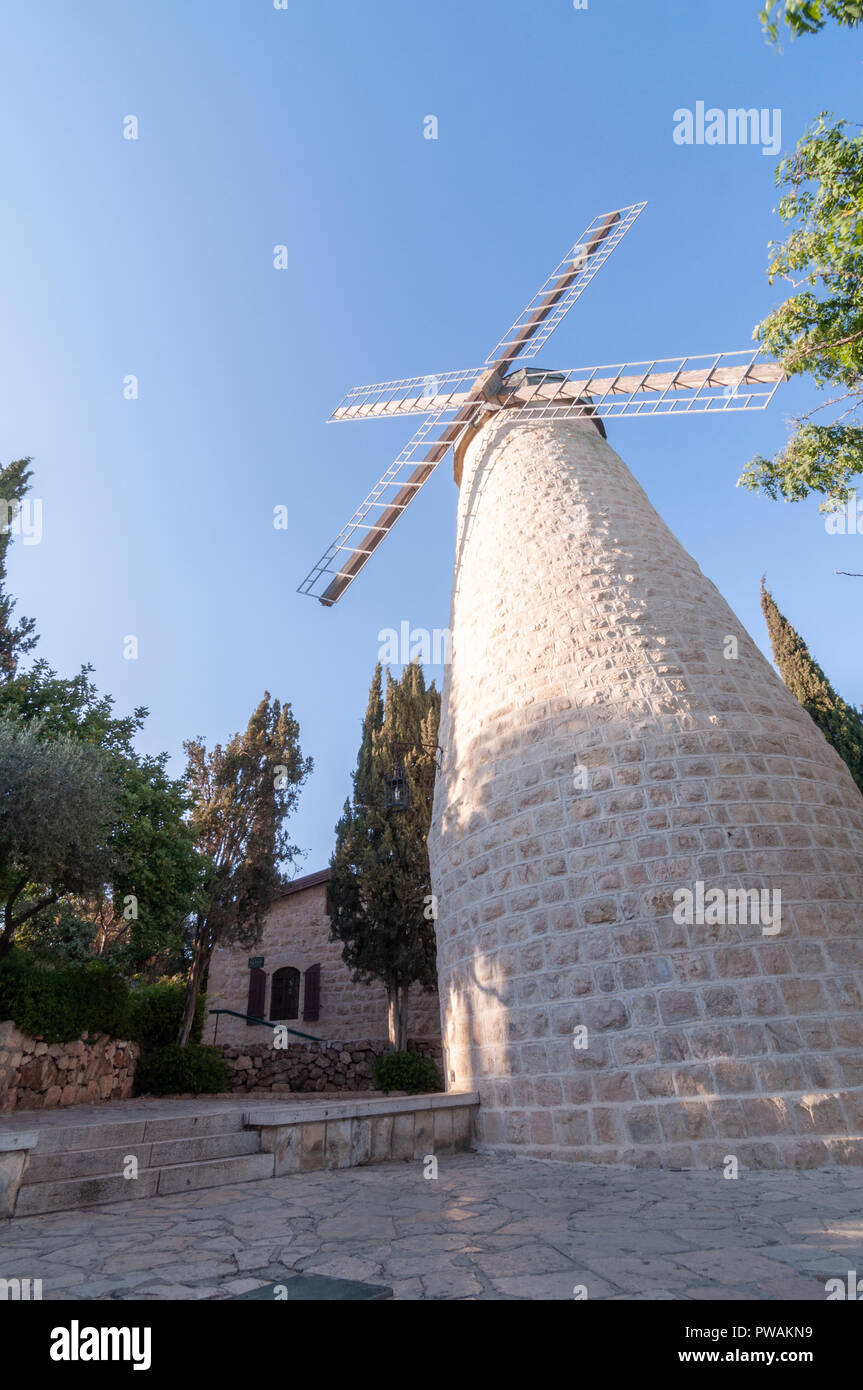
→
(203, 869, 441, 1049)
(428, 414, 863, 1170)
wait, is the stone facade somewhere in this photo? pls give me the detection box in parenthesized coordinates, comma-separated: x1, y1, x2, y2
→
(428, 415, 863, 1169)
(220, 1039, 443, 1093)
(204, 870, 441, 1049)
(0, 1021, 139, 1112)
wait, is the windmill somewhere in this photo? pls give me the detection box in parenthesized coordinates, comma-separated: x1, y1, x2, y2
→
(298, 205, 863, 1171)
(298, 201, 783, 606)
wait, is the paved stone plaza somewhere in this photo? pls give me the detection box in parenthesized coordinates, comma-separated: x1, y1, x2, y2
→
(2, 1153, 862, 1300)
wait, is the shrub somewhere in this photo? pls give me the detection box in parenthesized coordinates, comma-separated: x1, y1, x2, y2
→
(128, 981, 204, 1050)
(135, 1043, 229, 1096)
(0, 949, 131, 1044)
(372, 1050, 443, 1095)
(77, 960, 132, 1040)
(0, 951, 208, 1050)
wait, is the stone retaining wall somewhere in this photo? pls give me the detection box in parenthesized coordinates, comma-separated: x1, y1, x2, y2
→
(248, 1093, 478, 1174)
(220, 1039, 443, 1093)
(0, 1021, 139, 1112)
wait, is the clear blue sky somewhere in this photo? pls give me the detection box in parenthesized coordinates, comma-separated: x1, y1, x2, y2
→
(0, 0, 860, 872)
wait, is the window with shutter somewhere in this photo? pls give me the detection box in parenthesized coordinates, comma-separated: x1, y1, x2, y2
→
(271, 967, 301, 1021)
(303, 963, 321, 1022)
(246, 967, 267, 1024)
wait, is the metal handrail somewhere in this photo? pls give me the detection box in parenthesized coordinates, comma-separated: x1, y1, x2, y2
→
(208, 1008, 324, 1044)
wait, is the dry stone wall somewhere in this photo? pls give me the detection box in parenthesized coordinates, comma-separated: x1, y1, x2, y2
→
(428, 415, 863, 1170)
(220, 1039, 443, 1093)
(0, 1021, 139, 1112)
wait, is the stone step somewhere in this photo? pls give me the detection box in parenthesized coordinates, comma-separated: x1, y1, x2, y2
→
(16, 1169, 160, 1215)
(15, 1150, 275, 1216)
(155, 1151, 274, 1196)
(23, 1129, 261, 1184)
(27, 1108, 247, 1155)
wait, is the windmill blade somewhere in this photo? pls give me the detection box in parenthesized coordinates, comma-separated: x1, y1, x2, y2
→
(328, 350, 784, 424)
(483, 201, 647, 368)
(329, 366, 483, 423)
(298, 407, 479, 606)
(495, 351, 785, 420)
(327, 202, 647, 427)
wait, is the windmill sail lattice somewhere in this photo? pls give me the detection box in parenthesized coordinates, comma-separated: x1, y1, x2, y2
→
(298, 201, 783, 605)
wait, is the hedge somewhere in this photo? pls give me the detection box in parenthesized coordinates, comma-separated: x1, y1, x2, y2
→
(127, 981, 204, 1050)
(372, 1050, 443, 1095)
(135, 1044, 228, 1096)
(0, 950, 130, 1044)
(0, 949, 205, 1048)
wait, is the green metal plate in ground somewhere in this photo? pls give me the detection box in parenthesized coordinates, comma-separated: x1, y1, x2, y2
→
(230, 1275, 393, 1301)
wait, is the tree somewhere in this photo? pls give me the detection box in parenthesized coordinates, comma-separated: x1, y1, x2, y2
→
(94, 755, 205, 970)
(761, 1, 863, 41)
(176, 694, 312, 1046)
(0, 458, 37, 680)
(738, 115, 863, 512)
(0, 718, 120, 959)
(0, 464, 203, 970)
(0, 659, 202, 969)
(329, 662, 440, 1051)
(760, 578, 863, 793)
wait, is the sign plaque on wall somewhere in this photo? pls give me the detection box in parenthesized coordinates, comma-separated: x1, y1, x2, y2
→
(248, 957, 265, 969)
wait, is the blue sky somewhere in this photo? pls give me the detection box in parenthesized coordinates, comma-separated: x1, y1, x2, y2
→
(0, 0, 860, 872)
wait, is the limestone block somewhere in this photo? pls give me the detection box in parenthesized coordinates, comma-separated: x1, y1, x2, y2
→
(299, 1123, 325, 1172)
(371, 1114, 393, 1162)
(324, 1119, 352, 1170)
(432, 1107, 454, 1154)
(0, 1133, 36, 1218)
(391, 1113, 415, 1160)
(350, 1117, 372, 1167)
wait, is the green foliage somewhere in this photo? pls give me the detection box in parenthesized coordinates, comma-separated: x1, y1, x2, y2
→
(761, 579, 863, 793)
(108, 757, 205, 969)
(14, 900, 98, 964)
(329, 663, 440, 1048)
(372, 1050, 443, 1095)
(184, 694, 312, 951)
(0, 466, 203, 968)
(0, 950, 208, 1050)
(128, 981, 205, 1051)
(177, 693, 312, 1044)
(0, 949, 131, 1044)
(742, 422, 863, 508)
(0, 717, 121, 958)
(135, 1043, 228, 1096)
(761, 0, 863, 41)
(0, 458, 37, 680)
(0, 658, 147, 754)
(739, 115, 863, 509)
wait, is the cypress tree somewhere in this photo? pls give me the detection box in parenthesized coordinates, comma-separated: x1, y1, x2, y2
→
(329, 661, 440, 1050)
(0, 458, 38, 680)
(177, 694, 312, 1045)
(761, 578, 863, 795)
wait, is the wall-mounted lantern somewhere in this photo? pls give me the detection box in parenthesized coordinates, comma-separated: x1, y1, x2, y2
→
(385, 760, 409, 812)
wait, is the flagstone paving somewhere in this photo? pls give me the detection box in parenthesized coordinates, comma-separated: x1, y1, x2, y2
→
(1, 1154, 862, 1300)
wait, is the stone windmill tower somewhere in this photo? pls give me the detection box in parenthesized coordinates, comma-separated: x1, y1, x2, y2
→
(300, 205, 863, 1170)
